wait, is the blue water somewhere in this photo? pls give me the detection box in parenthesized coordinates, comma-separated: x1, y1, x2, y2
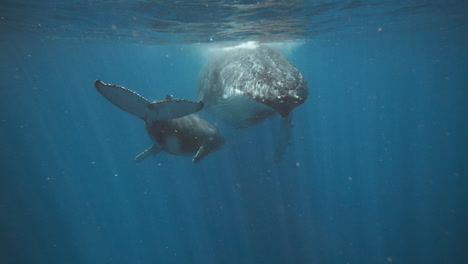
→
(1, 1, 467, 264)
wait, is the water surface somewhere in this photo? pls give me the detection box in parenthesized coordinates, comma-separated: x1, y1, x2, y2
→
(0, 1, 466, 263)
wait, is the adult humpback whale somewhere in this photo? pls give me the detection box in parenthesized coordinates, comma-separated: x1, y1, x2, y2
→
(94, 80, 224, 163)
(198, 43, 308, 160)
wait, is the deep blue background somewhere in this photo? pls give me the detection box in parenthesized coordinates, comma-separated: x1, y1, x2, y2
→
(0, 29, 466, 263)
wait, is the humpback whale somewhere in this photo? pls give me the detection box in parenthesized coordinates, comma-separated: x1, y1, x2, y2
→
(94, 80, 224, 163)
(198, 43, 308, 160)
(198, 43, 308, 128)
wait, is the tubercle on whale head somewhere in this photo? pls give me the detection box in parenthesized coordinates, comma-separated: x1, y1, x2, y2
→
(265, 83, 308, 117)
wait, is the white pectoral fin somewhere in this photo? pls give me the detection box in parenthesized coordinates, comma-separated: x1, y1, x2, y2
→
(134, 144, 162, 162)
(148, 99, 204, 121)
(94, 80, 150, 120)
(193, 145, 206, 163)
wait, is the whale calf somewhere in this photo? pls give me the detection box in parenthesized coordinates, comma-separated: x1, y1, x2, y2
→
(94, 80, 224, 163)
(198, 43, 308, 160)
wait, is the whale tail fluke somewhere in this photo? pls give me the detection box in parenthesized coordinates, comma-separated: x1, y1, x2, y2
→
(94, 80, 150, 120)
(94, 80, 203, 121)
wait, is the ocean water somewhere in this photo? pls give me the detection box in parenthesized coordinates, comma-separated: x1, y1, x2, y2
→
(0, 1, 467, 264)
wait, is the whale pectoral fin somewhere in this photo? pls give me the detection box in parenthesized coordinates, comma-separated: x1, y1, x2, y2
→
(193, 143, 218, 163)
(274, 113, 294, 163)
(193, 145, 207, 163)
(94, 80, 150, 120)
(134, 144, 162, 162)
(193, 134, 224, 163)
(148, 99, 204, 121)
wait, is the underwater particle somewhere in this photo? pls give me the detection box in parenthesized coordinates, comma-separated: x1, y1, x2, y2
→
(295, 162, 300, 167)
(111, 24, 117, 30)
(377, 27, 383, 32)
(386, 256, 393, 262)
(114, 173, 118, 177)
(348, 177, 353, 181)
(91, 161, 95, 165)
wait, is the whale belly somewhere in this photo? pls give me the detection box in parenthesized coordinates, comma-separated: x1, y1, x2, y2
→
(164, 135, 192, 156)
(205, 93, 275, 128)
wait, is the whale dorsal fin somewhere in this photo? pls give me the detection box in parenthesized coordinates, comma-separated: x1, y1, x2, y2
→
(95, 80, 150, 120)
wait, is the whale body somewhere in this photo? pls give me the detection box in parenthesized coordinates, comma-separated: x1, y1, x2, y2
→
(94, 80, 224, 163)
(198, 44, 308, 128)
(198, 44, 308, 161)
